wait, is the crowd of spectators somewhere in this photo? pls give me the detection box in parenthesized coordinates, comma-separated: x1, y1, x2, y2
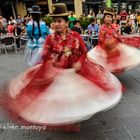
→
(0, 15, 28, 49)
(0, 8, 140, 50)
(70, 9, 140, 35)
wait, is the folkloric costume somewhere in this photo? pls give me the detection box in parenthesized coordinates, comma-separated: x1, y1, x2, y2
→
(6, 3, 122, 128)
(25, 5, 50, 67)
(87, 6, 140, 74)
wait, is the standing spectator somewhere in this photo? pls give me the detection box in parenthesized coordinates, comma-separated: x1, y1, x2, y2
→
(16, 15, 23, 25)
(120, 9, 128, 32)
(128, 11, 136, 33)
(87, 18, 99, 47)
(68, 12, 76, 29)
(0, 15, 7, 28)
(87, 10, 95, 19)
(96, 10, 103, 21)
(8, 16, 16, 24)
(137, 12, 140, 34)
(7, 21, 15, 34)
(0, 22, 6, 35)
(13, 23, 23, 49)
(120, 9, 128, 21)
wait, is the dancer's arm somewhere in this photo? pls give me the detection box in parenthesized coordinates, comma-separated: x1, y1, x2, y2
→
(73, 33, 88, 71)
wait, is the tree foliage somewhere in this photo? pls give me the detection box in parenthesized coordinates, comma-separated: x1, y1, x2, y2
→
(42, 16, 53, 26)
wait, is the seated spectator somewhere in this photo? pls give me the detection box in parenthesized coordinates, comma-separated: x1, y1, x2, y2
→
(87, 18, 99, 36)
(7, 22, 15, 34)
(123, 20, 132, 34)
(71, 20, 82, 34)
(72, 20, 92, 51)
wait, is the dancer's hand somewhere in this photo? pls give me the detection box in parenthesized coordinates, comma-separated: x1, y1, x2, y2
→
(105, 38, 118, 49)
(73, 61, 82, 72)
(113, 32, 119, 38)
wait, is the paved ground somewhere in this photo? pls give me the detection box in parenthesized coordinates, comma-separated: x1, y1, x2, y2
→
(0, 50, 140, 140)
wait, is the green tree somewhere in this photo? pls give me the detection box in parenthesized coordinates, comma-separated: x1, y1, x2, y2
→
(79, 17, 93, 31)
(42, 16, 53, 26)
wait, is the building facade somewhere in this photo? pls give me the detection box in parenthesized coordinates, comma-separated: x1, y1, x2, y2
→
(0, 0, 140, 20)
(112, 0, 140, 13)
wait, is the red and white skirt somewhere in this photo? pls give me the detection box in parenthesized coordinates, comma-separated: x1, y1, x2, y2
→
(7, 60, 122, 126)
(87, 43, 140, 73)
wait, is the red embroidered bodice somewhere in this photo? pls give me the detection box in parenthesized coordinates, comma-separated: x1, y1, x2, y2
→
(44, 30, 87, 68)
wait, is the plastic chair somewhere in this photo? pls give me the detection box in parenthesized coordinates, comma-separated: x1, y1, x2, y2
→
(91, 35, 98, 47)
(0, 34, 17, 54)
(20, 34, 28, 48)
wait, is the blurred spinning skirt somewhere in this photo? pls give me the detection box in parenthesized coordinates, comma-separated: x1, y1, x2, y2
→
(87, 43, 140, 73)
(8, 60, 122, 126)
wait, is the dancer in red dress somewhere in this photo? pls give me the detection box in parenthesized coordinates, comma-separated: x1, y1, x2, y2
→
(87, 7, 140, 74)
(5, 3, 122, 132)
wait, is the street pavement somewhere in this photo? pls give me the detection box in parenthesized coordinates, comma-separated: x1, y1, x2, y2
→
(0, 49, 140, 140)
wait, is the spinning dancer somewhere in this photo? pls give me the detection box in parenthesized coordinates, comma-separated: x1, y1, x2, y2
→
(6, 3, 122, 132)
(88, 1, 140, 74)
